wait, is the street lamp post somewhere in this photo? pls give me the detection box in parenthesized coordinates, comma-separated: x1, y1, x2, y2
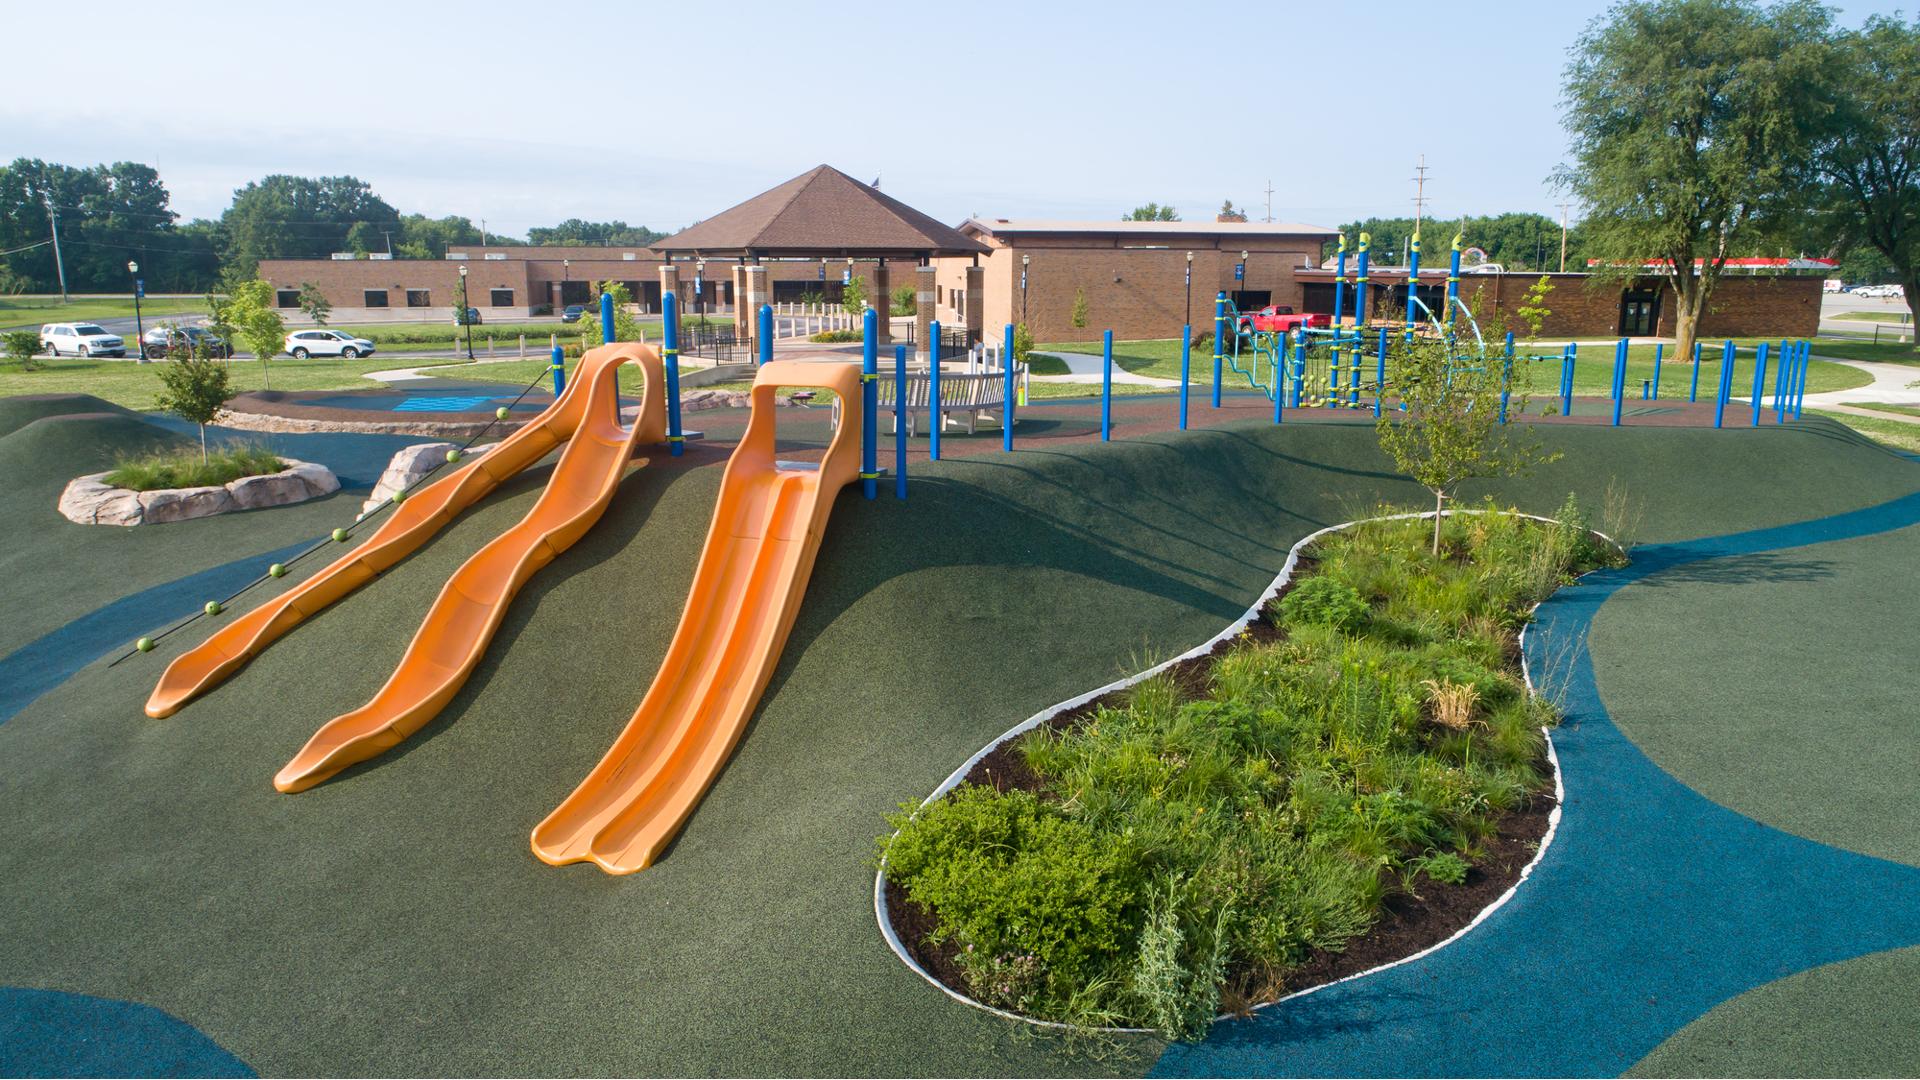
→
(1184, 251, 1193, 329)
(458, 265, 474, 360)
(127, 260, 145, 362)
(1020, 253, 1030, 324)
(1239, 250, 1250, 308)
(562, 258, 570, 311)
(696, 259, 707, 324)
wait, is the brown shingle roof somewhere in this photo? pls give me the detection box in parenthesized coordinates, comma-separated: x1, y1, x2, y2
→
(652, 165, 988, 257)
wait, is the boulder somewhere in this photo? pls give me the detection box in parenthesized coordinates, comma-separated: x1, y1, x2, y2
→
(138, 485, 236, 524)
(58, 474, 145, 526)
(283, 461, 341, 499)
(227, 471, 314, 510)
(681, 389, 751, 412)
(362, 441, 494, 517)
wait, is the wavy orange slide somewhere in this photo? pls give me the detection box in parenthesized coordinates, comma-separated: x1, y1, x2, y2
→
(531, 359, 864, 873)
(145, 347, 641, 720)
(274, 344, 666, 792)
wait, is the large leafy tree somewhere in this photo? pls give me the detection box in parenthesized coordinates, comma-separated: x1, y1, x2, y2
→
(1329, 213, 1579, 271)
(1557, 0, 1834, 364)
(0, 158, 217, 292)
(1123, 203, 1179, 221)
(527, 219, 665, 247)
(1812, 15, 1920, 350)
(218, 175, 401, 273)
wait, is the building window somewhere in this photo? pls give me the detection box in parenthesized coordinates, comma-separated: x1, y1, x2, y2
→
(275, 289, 300, 308)
(489, 288, 514, 307)
(363, 289, 389, 308)
(406, 289, 430, 307)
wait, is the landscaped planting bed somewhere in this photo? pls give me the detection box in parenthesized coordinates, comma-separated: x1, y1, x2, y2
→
(880, 499, 1621, 1039)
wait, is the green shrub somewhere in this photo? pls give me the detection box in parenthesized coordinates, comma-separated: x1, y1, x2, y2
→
(106, 445, 284, 491)
(809, 328, 863, 343)
(1275, 575, 1368, 631)
(891, 284, 915, 316)
(4, 329, 41, 369)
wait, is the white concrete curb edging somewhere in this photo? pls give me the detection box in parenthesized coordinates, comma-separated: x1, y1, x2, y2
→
(873, 509, 1616, 1035)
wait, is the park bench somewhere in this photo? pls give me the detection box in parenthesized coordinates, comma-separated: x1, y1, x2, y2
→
(871, 364, 1026, 436)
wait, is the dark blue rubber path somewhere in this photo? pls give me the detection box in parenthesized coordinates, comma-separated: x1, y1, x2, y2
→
(0, 987, 252, 1077)
(1154, 490, 1920, 1077)
(0, 539, 313, 725)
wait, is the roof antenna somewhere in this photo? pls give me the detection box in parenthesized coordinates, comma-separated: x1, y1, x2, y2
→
(871, 173, 881, 189)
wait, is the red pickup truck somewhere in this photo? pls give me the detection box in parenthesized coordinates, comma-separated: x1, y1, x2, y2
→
(1236, 305, 1331, 334)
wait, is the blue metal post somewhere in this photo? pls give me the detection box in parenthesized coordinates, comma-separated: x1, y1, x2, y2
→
(1351, 234, 1371, 404)
(600, 290, 615, 343)
(1297, 328, 1310, 417)
(1445, 234, 1463, 339)
(1611, 338, 1627, 426)
(1330, 237, 1347, 398)
(929, 320, 942, 461)
(1211, 293, 1225, 408)
(1403, 233, 1421, 340)
(1750, 342, 1769, 427)
(893, 345, 907, 500)
(1376, 328, 1389, 414)
(1774, 338, 1789, 422)
(1499, 331, 1514, 423)
(1178, 327, 1190, 431)
(1562, 343, 1576, 417)
(1713, 340, 1734, 428)
(1794, 340, 1809, 417)
(758, 304, 773, 366)
(1689, 341, 1702, 402)
(1003, 323, 1017, 451)
(1273, 331, 1286, 424)
(1652, 343, 1663, 399)
(1101, 329, 1113, 440)
(662, 291, 684, 456)
(550, 344, 565, 396)
(861, 308, 877, 500)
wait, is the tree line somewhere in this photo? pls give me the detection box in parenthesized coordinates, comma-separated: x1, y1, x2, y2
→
(0, 161, 675, 294)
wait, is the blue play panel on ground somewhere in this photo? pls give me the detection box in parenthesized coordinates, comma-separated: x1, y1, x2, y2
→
(391, 395, 497, 412)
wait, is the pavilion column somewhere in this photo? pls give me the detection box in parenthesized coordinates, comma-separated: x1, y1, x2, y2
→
(743, 264, 770, 349)
(915, 265, 937, 362)
(869, 262, 891, 344)
(730, 264, 748, 339)
(964, 264, 985, 345)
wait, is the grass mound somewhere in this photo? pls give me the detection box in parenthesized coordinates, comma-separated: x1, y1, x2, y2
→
(0, 411, 186, 493)
(0, 393, 138, 439)
(105, 445, 285, 492)
(881, 500, 1619, 1038)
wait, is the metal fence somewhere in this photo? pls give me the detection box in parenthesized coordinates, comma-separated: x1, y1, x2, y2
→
(682, 323, 737, 363)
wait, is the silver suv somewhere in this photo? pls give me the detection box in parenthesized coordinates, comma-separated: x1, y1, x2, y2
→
(39, 323, 127, 358)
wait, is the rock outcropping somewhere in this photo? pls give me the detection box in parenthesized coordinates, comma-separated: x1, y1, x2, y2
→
(360, 442, 496, 517)
(58, 458, 340, 527)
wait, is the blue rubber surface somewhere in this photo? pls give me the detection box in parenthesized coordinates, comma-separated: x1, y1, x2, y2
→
(0, 987, 252, 1077)
(1154, 491, 1920, 1077)
(0, 539, 314, 725)
(140, 416, 419, 490)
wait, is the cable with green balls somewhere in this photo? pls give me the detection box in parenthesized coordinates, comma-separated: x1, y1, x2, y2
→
(109, 364, 563, 667)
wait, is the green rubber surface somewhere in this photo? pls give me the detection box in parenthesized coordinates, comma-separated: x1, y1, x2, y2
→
(1628, 946, 1920, 1077)
(1591, 524, 1920, 867)
(1, 407, 1916, 1075)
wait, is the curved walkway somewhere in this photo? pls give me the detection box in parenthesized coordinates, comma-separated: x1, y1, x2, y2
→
(1155, 490, 1920, 1077)
(1029, 350, 1182, 388)
(1803, 353, 1920, 412)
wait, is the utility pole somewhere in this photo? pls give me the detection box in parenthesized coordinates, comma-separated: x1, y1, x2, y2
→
(480, 218, 487, 246)
(1263, 179, 1275, 223)
(44, 195, 69, 303)
(1410, 154, 1431, 238)
(1557, 201, 1573, 272)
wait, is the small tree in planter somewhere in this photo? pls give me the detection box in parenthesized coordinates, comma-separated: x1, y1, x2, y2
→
(218, 279, 288, 390)
(1376, 286, 1557, 555)
(296, 281, 331, 326)
(154, 352, 235, 464)
(4, 329, 41, 371)
(841, 274, 869, 318)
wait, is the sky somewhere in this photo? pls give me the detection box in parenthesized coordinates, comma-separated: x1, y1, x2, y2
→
(5, 0, 1908, 237)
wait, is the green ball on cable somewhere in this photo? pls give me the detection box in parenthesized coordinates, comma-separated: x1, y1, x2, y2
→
(268, 563, 287, 579)
(204, 600, 223, 616)
(391, 489, 406, 505)
(135, 637, 154, 653)
(446, 448, 462, 463)
(332, 527, 349, 543)
(495, 406, 510, 421)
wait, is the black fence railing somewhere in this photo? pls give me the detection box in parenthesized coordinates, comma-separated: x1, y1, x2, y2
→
(900, 322, 972, 360)
(682, 323, 737, 363)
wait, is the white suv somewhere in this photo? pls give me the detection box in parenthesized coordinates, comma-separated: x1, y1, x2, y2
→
(284, 329, 377, 359)
(39, 323, 127, 358)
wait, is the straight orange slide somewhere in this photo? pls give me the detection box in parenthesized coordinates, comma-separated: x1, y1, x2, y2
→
(274, 345, 666, 792)
(531, 359, 864, 874)
(144, 348, 638, 720)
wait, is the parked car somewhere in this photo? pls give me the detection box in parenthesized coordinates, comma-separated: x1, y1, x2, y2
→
(142, 325, 230, 360)
(284, 329, 377, 359)
(1235, 305, 1331, 334)
(38, 323, 126, 358)
(1823, 279, 1844, 293)
(454, 307, 482, 326)
(561, 304, 586, 323)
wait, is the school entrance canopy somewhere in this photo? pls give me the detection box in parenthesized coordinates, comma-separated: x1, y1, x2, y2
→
(652, 165, 988, 346)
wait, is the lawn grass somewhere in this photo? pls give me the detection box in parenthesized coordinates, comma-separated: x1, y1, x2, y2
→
(105, 444, 285, 491)
(0, 355, 466, 410)
(1839, 401, 1920, 419)
(1808, 409, 1920, 453)
(882, 503, 1614, 1038)
(1830, 309, 1915, 322)
(326, 316, 731, 350)
(1044, 338, 1874, 397)
(1809, 339, 1920, 365)
(0, 295, 210, 330)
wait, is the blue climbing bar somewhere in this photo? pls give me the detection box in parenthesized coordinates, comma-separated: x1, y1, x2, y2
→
(1499, 332, 1515, 423)
(1403, 233, 1421, 339)
(1178, 327, 1191, 431)
(1652, 343, 1663, 400)
(1611, 338, 1627, 426)
(893, 345, 907, 500)
(1713, 340, 1735, 428)
(1750, 342, 1770, 427)
(1211, 293, 1226, 408)
(1375, 328, 1389, 414)
(1445, 234, 1463, 338)
(929, 319, 942, 461)
(1003, 323, 1017, 451)
(1689, 341, 1702, 403)
(1101, 329, 1114, 440)
(662, 291, 684, 456)
(1330, 237, 1347, 397)
(758, 304, 773, 366)
(861, 308, 878, 500)
(1562, 343, 1576, 417)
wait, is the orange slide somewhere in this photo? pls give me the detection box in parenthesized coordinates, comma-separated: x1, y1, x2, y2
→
(145, 346, 652, 720)
(274, 344, 666, 792)
(531, 359, 865, 874)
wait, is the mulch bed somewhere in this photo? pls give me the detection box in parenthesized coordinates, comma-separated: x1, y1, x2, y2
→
(882, 552, 1560, 1028)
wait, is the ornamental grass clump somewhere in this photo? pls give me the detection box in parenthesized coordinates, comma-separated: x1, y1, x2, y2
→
(881, 497, 1619, 1040)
